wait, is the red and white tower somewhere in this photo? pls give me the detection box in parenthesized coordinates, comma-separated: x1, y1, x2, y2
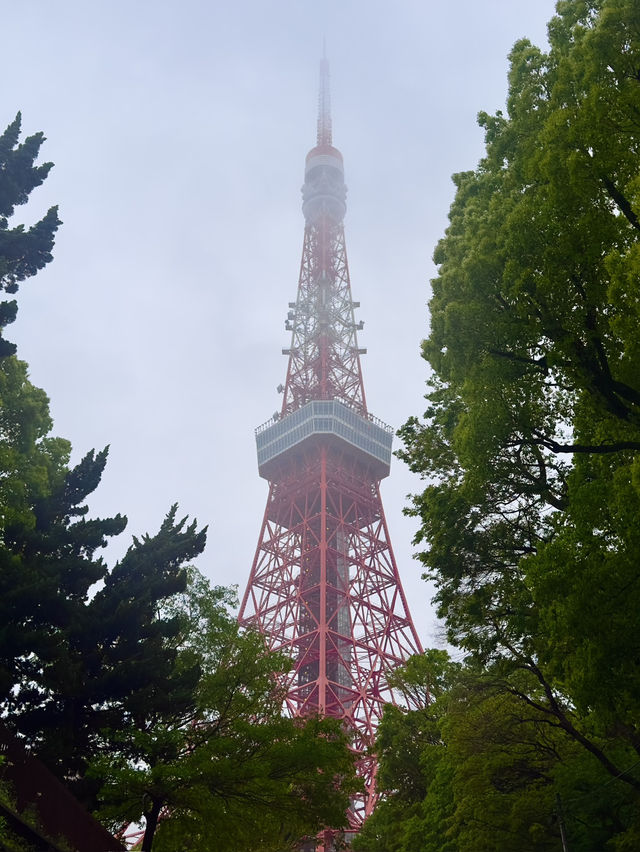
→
(239, 58, 422, 835)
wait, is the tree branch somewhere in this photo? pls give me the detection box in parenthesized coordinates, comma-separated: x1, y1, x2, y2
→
(488, 348, 548, 374)
(602, 176, 640, 233)
(492, 638, 640, 794)
(530, 433, 640, 455)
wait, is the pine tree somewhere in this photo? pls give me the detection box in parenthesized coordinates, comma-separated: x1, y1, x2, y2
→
(0, 113, 61, 357)
(4, 475, 209, 806)
(0, 114, 209, 801)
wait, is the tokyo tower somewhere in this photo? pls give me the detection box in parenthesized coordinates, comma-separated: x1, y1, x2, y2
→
(239, 57, 423, 834)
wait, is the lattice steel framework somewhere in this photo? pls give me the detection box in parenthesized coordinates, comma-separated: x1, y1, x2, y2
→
(239, 58, 422, 834)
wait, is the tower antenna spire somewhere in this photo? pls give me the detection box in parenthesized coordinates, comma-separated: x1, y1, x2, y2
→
(317, 48, 332, 146)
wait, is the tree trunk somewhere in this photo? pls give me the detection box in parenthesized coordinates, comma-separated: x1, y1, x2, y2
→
(141, 798, 162, 852)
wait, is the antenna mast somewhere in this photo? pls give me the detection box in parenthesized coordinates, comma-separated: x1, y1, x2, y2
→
(317, 53, 332, 146)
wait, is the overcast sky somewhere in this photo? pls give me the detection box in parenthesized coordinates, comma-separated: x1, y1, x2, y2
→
(5, 1, 558, 646)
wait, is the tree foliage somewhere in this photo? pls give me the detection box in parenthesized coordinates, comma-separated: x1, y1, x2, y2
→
(91, 569, 360, 852)
(389, 0, 640, 848)
(356, 655, 640, 852)
(0, 422, 210, 805)
(0, 113, 60, 357)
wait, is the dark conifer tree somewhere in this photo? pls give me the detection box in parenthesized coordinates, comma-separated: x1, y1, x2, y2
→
(0, 113, 61, 356)
(3, 458, 207, 805)
(0, 114, 208, 803)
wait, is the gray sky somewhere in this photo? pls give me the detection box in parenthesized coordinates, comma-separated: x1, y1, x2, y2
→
(5, 1, 557, 646)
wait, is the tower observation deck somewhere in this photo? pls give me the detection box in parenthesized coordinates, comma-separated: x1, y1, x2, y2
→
(239, 57, 423, 839)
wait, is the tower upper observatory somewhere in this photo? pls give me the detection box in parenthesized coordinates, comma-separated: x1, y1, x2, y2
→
(302, 57, 347, 224)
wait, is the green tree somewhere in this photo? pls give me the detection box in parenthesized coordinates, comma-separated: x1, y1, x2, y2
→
(0, 355, 69, 533)
(353, 651, 459, 852)
(0, 424, 214, 804)
(91, 569, 359, 852)
(399, 0, 640, 794)
(4, 499, 209, 807)
(0, 114, 60, 357)
(0, 446, 125, 739)
(356, 655, 640, 852)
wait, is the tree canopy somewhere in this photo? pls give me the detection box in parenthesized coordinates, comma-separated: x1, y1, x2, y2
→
(92, 569, 360, 852)
(387, 0, 640, 848)
(354, 653, 640, 852)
